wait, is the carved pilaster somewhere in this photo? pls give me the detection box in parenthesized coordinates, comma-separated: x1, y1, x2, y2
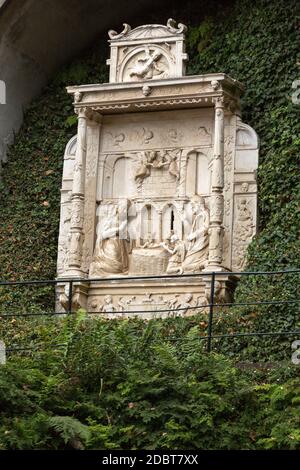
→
(82, 116, 102, 274)
(207, 97, 225, 270)
(67, 108, 88, 276)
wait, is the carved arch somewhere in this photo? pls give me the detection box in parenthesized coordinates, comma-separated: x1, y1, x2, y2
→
(64, 134, 77, 158)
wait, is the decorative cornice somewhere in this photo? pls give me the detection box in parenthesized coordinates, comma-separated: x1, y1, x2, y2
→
(108, 18, 187, 42)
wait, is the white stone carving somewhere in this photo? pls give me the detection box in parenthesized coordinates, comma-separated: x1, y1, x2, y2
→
(125, 46, 170, 82)
(161, 233, 186, 275)
(107, 19, 187, 83)
(90, 201, 130, 276)
(57, 20, 259, 317)
(182, 197, 210, 273)
(232, 198, 255, 271)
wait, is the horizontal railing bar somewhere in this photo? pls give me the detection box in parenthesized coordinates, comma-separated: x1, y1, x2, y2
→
(6, 330, 300, 353)
(191, 330, 300, 340)
(6, 343, 67, 352)
(213, 299, 300, 308)
(0, 269, 299, 286)
(0, 298, 299, 318)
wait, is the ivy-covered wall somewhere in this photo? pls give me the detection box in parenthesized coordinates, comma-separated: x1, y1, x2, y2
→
(0, 0, 299, 358)
(0, 0, 299, 449)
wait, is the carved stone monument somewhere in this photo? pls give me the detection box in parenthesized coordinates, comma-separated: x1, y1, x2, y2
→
(57, 19, 259, 318)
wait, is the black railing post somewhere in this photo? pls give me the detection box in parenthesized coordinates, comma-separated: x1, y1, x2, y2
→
(207, 271, 215, 353)
(68, 280, 73, 314)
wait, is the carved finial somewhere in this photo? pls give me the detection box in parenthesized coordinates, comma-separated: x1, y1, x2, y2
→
(108, 23, 131, 40)
(166, 18, 187, 34)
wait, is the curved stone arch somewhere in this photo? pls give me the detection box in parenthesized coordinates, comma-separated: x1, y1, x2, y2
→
(235, 120, 259, 171)
(138, 201, 156, 242)
(161, 202, 180, 240)
(111, 154, 134, 198)
(98, 152, 133, 200)
(236, 121, 259, 150)
(64, 134, 77, 158)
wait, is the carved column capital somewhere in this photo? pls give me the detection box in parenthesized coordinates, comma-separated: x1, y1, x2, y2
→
(212, 95, 225, 109)
(75, 107, 102, 123)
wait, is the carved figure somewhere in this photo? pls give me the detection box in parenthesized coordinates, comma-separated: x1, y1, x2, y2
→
(236, 199, 254, 242)
(90, 201, 130, 276)
(118, 296, 135, 312)
(142, 237, 161, 248)
(165, 149, 180, 179)
(183, 197, 210, 273)
(177, 293, 194, 315)
(130, 47, 165, 80)
(101, 295, 115, 313)
(134, 151, 153, 184)
(161, 233, 185, 275)
(233, 199, 254, 270)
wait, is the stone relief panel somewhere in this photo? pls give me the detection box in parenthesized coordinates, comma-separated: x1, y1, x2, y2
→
(57, 192, 72, 276)
(231, 119, 258, 271)
(232, 196, 256, 271)
(87, 291, 205, 319)
(57, 135, 77, 276)
(89, 195, 210, 278)
(120, 45, 172, 82)
(56, 19, 259, 318)
(87, 108, 216, 279)
(100, 110, 213, 154)
(81, 124, 100, 273)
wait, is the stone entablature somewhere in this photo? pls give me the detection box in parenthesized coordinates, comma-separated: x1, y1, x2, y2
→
(56, 19, 259, 317)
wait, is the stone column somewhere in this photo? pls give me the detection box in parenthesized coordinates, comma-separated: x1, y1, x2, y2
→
(207, 97, 225, 271)
(67, 107, 88, 277)
(178, 152, 188, 197)
(157, 209, 163, 243)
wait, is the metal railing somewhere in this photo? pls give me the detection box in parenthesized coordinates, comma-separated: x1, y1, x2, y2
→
(0, 268, 299, 354)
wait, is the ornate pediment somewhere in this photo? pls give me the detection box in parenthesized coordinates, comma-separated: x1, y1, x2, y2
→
(107, 19, 188, 83)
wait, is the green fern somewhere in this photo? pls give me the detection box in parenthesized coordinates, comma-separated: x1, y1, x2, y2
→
(48, 416, 90, 449)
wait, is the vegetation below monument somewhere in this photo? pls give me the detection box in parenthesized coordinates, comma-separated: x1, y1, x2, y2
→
(0, 0, 299, 449)
(0, 312, 300, 450)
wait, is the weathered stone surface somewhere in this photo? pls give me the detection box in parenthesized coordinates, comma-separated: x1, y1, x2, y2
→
(57, 20, 259, 317)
